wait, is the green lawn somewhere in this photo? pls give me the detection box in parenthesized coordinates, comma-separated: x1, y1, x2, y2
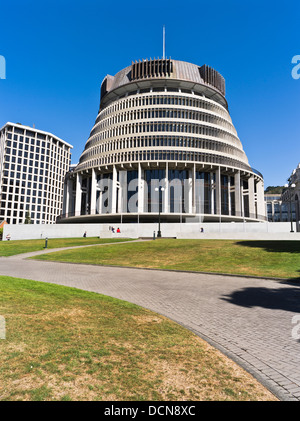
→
(0, 276, 276, 401)
(32, 239, 300, 279)
(0, 237, 133, 257)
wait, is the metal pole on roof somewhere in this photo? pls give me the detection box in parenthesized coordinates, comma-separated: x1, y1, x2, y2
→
(163, 25, 165, 59)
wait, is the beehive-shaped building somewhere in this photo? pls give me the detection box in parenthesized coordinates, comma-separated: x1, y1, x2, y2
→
(60, 58, 265, 223)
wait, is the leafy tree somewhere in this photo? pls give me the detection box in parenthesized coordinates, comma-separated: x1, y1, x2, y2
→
(25, 211, 31, 224)
(264, 186, 284, 194)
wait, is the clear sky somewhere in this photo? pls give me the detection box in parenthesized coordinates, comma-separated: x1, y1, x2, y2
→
(0, 0, 299, 188)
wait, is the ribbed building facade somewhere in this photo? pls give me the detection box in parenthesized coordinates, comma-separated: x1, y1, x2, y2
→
(61, 58, 265, 223)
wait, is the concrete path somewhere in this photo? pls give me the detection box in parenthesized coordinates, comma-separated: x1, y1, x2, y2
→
(1, 246, 300, 401)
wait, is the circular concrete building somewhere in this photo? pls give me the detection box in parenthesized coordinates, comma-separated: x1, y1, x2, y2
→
(60, 58, 266, 224)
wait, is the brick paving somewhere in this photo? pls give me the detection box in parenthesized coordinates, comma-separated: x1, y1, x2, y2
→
(1, 247, 300, 401)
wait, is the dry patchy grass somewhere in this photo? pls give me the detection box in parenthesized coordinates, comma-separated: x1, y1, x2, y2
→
(0, 276, 277, 401)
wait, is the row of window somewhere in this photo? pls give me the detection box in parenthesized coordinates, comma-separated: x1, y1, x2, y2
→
(1, 187, 63, 199)
(85, 123, 240, 157)
(3, 161, 65, 180)
(92, 107, 234, 137)
(92, 170, 242, 189)
(1, 210, 50, 219)
(1, 195, 62, 207)
(4, 150, 69, 173)
(77, 149, 251, 173)
(6, 127, 70, 152)
(0, 211, 58, 225)
(6, 134, 70, 153)
(2, 182, 58, 193)
(5, 142, 70, 164)
(81, 136, 245, 164)
(2, 175, 63, 189)
(98, 92, 229, 122)
(1, 217, 55, 225)
(89, 120, 238, 145)
(2, 169, 64, 185)
(1, 206, 54, 215)
(11, 127, 47, 138)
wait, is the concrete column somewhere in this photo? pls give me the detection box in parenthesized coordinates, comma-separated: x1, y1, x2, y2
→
(138, 163, 144, 213)
(111, 165, 117, 214)
(96, 174, 103, 215)
(248, 175, 255, 218)
(184, 170, 191, 214)
(234, 171, 241, 217)
(67, 178, 74, 216)
(196, 175, 205, 214)
(271, 201, 275, 221)
(279, 200, 282, 222)
(256, 179, 265, 218)
(241, 182, 245, 218)
(215, 167, 221, 215)
(90, 169, 97, 215)
(210, 174, 215, 214)
(228, 177, 231, 216)
(62, 180, 69, 216)
(192, 163, 196, 213)
(186, 169, 193, 214)
(75, 173, 82, 216)
(296, 200, 300, 232)
(118, 170, 127, 213)
(164, 162, 169, 213)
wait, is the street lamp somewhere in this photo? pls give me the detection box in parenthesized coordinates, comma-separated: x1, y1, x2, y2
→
(155, 186, 165, 238)
(285, 183, 296, 232)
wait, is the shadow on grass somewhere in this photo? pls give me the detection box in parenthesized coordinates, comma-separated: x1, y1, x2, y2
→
(236, 240, 300, 254)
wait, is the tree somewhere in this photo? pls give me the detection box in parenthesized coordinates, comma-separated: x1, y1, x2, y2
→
(25, 211, 31, 224)
(264, 186, 284, 194)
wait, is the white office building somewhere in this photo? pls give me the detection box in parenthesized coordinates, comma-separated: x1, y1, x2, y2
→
(0, 122, 72, 224)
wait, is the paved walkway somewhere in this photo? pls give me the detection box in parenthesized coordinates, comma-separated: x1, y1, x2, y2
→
(1, 245, 300, 401)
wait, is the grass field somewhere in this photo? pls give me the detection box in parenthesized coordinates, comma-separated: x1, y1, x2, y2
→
(0, 276, 276, 401)
(0, 237, 133, 257)
(32, 239, 300, 279)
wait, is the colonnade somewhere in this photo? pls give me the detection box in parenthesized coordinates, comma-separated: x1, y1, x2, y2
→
(62, 163, 265, 222)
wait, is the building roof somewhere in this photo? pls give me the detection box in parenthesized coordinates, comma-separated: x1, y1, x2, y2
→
(0, 122, 73, 149)
(100, 59, 227, 109)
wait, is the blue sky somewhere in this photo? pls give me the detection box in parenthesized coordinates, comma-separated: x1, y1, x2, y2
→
(0, 0, 299, 188)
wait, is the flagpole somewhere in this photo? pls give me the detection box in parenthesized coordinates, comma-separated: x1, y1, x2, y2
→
(163, 25, 165, 59)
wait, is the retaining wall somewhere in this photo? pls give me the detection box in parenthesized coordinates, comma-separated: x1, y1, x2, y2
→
(2, 222, 300, 241)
